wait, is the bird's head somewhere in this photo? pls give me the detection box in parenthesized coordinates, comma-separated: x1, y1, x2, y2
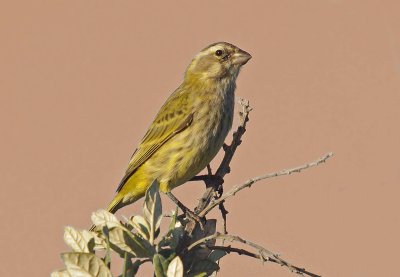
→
(185, 42, 251, 82)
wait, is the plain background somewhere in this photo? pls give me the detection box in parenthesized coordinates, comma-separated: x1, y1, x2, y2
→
(1, 1, 400, 276)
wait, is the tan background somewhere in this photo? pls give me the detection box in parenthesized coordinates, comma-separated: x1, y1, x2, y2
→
(1, 1, 400, 276)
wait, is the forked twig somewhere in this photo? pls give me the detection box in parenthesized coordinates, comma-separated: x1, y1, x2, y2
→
(199, 152, 333, 217)
(187, 232, 321, 277)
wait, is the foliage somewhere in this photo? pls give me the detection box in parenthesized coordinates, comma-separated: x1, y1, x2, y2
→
(52, 181, 223, 277)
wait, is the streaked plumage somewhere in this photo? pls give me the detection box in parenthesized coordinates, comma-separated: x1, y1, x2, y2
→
(103, 42, 251, 215)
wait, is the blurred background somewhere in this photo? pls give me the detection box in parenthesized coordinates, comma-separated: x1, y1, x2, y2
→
(1, 0, 399, 276)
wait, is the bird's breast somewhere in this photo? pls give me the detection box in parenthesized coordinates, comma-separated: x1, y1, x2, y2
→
(156, 81, 236, 190)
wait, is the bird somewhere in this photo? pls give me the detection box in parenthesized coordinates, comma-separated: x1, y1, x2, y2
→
(92, 42, 251, 228)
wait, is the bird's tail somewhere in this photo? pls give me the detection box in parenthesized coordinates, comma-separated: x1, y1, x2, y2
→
(89, 195, 123, 232)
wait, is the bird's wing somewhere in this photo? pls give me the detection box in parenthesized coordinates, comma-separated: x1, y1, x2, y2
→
(116, 90, 193, 192)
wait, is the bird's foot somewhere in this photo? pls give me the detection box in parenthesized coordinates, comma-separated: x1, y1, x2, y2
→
(191, 174, 224, 192)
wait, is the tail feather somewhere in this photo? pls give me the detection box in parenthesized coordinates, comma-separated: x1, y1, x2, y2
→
(106, 195, 123, 214)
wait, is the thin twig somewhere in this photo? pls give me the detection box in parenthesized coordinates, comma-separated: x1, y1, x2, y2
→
(215, 98, 252, 178)
(187, 233, 321, 277)
(208, 245, 320, 277)
(200, 152, 333, 217)
(219, 203, 228, 235)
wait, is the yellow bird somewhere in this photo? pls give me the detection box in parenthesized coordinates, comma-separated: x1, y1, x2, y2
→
(98, 42, 251, 219)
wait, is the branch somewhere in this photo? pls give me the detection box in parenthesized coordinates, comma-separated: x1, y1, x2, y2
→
(207, 246, 320, 277)
(199, 152, 333, 217)
(216, 97, 252, 178)
(187, 233, 321, 277)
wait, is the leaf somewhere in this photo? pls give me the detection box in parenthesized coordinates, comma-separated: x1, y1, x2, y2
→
(62, 252, 112, 277)
(153, 254, 168, 277)
(50, 270, 71, 277)
(105, 226, 154, 258)
(122, 252, 132, 277)
(64, 227, 95, 253)
(190, 219, 216, 259)
(92, 232, 107, 251)
(187, 259, 219, 277)
(143, 180, 162, 244)
(130, 260, 141, 276)
(127, 215, 150, 239)
(188, 273, 207, 277)
(168, 207, 179, 231)
(91, 210, 120, 229)
(119, 252, 141, 277)
(102, 227, 111, 268)
(167, 256, 184, 277)
(167, 223, 184, 250)
(159, 212, 183, 250)
(208, 250, 227, 262)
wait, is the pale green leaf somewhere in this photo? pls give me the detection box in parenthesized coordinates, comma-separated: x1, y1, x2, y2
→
(143, 180, 162, 244)
(63, 227, 94, 253)
(168, 207, 179, 231)
(102, 227, 111, 268)
(50, 270, 71, 277)
(127, 215, 150, 239)
(82, 231, 96, 253)
(105, 226, 154, 258)
(167, 256, 184, 277)
(62, 252, 112, 277)
(91, 210, 120, 229)
(92, 232, 107, 251)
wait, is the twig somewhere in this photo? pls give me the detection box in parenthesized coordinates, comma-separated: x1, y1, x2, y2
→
(219, 203, 228, 234)
(199, 152, 333, 217)
(207, 245, 320, 277)
(192, 98, 251, 239)
(187, 233, 321, 277)
(215, 98, 252, 178)
(166, 192, 205, 231)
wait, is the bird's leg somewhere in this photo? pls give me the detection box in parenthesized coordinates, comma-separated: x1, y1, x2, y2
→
(190, 164, 223, 191)
(190, 175, 210, 182)
(166, 192, 205, 229)
(190, 164, 213, 182)
(190, 175, 224, 195)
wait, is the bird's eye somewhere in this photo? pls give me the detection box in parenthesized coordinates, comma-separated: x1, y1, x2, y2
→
(215, 50, 223, 56)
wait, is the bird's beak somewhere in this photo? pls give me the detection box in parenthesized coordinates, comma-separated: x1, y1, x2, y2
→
(232, 49, 252, 66)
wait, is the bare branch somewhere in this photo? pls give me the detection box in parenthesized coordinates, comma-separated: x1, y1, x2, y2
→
(199, 152, 333, 217)
(215, 97, 252, 178)
(219, 202, 228, 235)
(173, 98, 330, 276)
(187, 232, 321, 277)
(207, 245, 320, 277)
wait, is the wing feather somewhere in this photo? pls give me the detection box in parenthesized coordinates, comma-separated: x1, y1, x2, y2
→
(116, 89, 193, 192)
